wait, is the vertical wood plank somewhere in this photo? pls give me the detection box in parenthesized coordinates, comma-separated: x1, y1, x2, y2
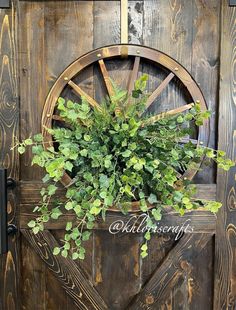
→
(0, 1, 20, 309)
(21, 237, 46, 310)
(141, 234, 177, 285)
(94, 232, 141, 309)
(19, 0, 93, 180)
(187, 237, 214, 309)
(93, 3, 143, 308)
(214, 1, 236, 308)
(191, 0, 220, 184)
(143, 0, 194, 116)
(93, 1, 120, 48)
(18, 1, 94, 308)
(128, 1, 143, 44)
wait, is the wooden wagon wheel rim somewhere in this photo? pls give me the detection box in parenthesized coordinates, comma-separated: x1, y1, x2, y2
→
(42, 44, 210, 213)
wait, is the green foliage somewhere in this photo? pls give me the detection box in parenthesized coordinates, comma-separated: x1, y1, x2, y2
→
(17, 75, 235, 260)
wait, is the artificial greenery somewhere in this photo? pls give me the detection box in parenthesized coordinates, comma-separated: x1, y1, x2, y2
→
(16, 74, 234, 259)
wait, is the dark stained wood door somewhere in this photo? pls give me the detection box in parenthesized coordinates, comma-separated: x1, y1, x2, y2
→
(0, 1, 235, 309)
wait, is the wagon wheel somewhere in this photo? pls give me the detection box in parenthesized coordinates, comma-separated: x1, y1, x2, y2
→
(42, 44, 210, 212)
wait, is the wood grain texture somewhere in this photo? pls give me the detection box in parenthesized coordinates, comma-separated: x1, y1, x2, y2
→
(143, 72, 175, 112)
(68, 80, 101, 111)
(0, 1, 20, 309)
(141, 234, 177, 286)
(21, 236, 46, 310)
(93, 4, 143, 308)
(128, 233, 212, 309)
(12, 1, 227, 309)
(120, 0, 128, 44)
(21, 229, 108, 310)
(128, 1, 143, 44)
(214, 1, 236, 309)
(98, 59, 115, 97)
(143, 0, 219, 185)
(127, 56, 140, 95)
(19, 0, 93, 181)
(18, 2, 94, 308)
(93, 232, 142, 309)
(19, 181, 217, 232)
(143, 0, 193, 117)
(191, 0, 220, 184)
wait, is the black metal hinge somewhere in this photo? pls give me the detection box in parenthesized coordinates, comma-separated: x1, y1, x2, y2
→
(229, 0, 236, 6)
(0, 0, 10, 9)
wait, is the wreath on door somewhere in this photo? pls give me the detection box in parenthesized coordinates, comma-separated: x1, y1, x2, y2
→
(15, 44, 234, 259)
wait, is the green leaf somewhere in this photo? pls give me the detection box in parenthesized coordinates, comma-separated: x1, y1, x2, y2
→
(72, 252, 79, 260)
(51, 207, 62, 219)
(74, 205, 82, 214)
(84, 134, 91, 141)
(87, 221, 94, 229)
(28, 220, 36, 228)
(135, 74, 148, 92)
(121, 123, 129, 130)
(206, 149, 215, 158)
(99, 191, 107, 199)
(78, 252, 85, 260)
(42, 174, 50, 183)
(83, 172, 93, 182)
(144, 231, 151, 241)
(182, 197, 190, 204)
(90, 206, 101, 215)
(47, 184, 57, 195)
(139, 192, 145, 199)
(141, 251, 148, 258)
(141, 243, 148, 251)
(61, 249, 68, 258)
(24, 138, 33, 145)
(93, 199, 101, 207)
(32, 145, 44, 155)
(33, 133, 43, 142)
(32, 226, 40, 234)
(104, 159, 111, 168)
(148, 193, 158, 204)
(99, 174, 109, 188)
(65, 201, 74, 210)
(82, 231, 91, 241)
(80, 149, 88, 157)
(66, 222, 72, 231)
(104, 194, 113, 206)
(151, 208, 162, 221)
(177, 116, 184, 123)
(18, 146, 25, 154)
(53, 247, 60, 255)
(64, 242, 70, 250)
(121, 150, 132, 158)
(65, 161, 73, 172)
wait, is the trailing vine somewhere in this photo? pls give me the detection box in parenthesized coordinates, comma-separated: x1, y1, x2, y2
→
(15, 75, 235, 259)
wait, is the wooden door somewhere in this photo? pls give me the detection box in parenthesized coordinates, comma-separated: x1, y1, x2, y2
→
(0, 1, 235, 309)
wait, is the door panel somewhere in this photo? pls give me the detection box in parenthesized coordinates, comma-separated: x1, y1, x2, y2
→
(0, 1, 234, 309)
(18, 1, 219, 309)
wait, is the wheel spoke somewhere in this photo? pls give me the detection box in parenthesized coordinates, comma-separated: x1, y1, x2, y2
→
(142, 103, 194, 126)
(141, 72, 175, 115)
(128, 56, 140, 95)
(68, 80, 102, 111)
(98, 59, 115, 98)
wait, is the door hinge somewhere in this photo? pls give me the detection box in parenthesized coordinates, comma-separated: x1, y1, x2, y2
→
(229, 0, 236, 6)
(0, 0, 10, 9)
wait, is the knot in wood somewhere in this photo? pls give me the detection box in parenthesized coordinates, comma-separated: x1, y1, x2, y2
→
(145, 294, 154, 305)
(180, 260, 191, 273)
